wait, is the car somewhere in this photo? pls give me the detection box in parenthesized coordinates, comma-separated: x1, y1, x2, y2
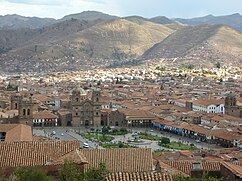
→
(83, 142, 89, 148)
(150, 130, 154, 132)
(52, 131, 56, 135)
(61, 133, 64, 136)
(196, 140, 201, 143)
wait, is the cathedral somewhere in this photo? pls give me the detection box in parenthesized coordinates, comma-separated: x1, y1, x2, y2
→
(71, 88, 101, 127)
(58, 87, 102, 127)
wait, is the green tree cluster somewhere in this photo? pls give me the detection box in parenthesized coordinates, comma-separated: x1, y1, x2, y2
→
(0, 161, 109, 181)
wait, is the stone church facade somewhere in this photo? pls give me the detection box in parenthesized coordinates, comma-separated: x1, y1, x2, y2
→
(10, 93, 36, 127)
(71, 88, 101, 127)
(225, 93, 242, 118)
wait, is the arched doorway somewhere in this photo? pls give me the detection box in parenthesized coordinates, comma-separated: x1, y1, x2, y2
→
(85, 120, 89, 126)
(101, 120, 104, 126)
(67, 121, 72, 126)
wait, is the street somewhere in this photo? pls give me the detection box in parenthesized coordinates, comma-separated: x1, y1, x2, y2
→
(33, 127, 223, 151)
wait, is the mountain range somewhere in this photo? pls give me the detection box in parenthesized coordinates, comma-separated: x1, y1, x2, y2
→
(0, 11, 242, 72)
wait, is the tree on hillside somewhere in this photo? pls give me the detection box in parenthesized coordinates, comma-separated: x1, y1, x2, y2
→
(214, 62, 221, 69)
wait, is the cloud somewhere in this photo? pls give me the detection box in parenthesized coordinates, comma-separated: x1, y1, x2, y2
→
(5, 0, 105, 6)
(0, 0, 241, 19)
(4, 0, 66, 6)
(82, 0, 106, 4)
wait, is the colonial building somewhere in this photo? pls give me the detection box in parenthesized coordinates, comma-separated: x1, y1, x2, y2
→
(58, 88, 102, 127)
(225, 93, 242, 118)
(10, 93, 36, 127)
(71, 88, 101, 127)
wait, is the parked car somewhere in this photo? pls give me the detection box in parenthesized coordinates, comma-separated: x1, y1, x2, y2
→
(83, 142, 89, 148)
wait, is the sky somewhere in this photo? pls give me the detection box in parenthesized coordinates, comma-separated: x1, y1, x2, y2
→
(0, 0, 242, 19)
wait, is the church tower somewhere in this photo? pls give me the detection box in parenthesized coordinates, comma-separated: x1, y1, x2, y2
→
(92, 89, 101, 127)
(18, 94, 34, 127)
(10, 93, 22, 110)
(224, 93, 240, 117)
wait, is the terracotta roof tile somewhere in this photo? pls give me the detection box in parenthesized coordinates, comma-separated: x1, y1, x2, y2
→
(165, 161, 221, 175)
(0, 124, 32, 141)
(81, 148, 153, 173)
(106, 172, 173, 181)
(0, 140, 79, 167)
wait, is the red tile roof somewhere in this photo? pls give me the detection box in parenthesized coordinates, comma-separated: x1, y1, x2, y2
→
(80, 148, 153, 173)
(0, 140, 80, 167)
(106, 172, 173, 181)
(0, 124, 32, 141)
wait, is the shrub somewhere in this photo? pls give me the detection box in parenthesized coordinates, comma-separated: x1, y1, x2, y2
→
(160, 137, 170, 144)
(14, 167, 52, 181)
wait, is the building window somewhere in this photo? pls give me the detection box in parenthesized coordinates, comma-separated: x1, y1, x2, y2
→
(76, 98, 79, 102)
(96, 112, 98, 115)
(15, 103, 18, 109)
(96, 98, 99, 102)
(27, 109, 30, 115)
(76, 112, 78, 116)
(0, 132, 6, 141)
(23, 109, 26, 116)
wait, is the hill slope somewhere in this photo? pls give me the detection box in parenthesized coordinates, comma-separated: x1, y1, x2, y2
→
(0, 18, 174, 72)
(60, 11, 118, 21)
(149, 16, 178, 25)
(176, 13, 242, 32)
(143, 25, 242, 67)
(0, 14, 55, 29)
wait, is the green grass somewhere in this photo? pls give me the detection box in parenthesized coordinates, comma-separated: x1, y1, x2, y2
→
(159, 141, 197, 150)
(80, 133, 114, 142)
(101, 142, 137, 149)
(138, 132, 161, 141)
(108, 131, 129, 135)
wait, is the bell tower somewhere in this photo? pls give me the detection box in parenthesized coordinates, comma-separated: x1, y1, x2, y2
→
(10, 93, 22, 110)
(92, 89, 101, 127)
(18, 94, 34, 127)
(92, 89, 100, 103)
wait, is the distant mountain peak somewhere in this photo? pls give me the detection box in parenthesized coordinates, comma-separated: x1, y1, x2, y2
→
(61, 11, 118, 21)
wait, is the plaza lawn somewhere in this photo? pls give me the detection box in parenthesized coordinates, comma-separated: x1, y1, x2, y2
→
(138, 132, 161, 141)
(80, 133, 114, 142)
(108, 130, 129, 135)
(159, 141, 197, 150)
(101, 142, 137, 149)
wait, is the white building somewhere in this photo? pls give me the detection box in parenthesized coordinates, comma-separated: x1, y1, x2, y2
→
(192, 99, 225, 114)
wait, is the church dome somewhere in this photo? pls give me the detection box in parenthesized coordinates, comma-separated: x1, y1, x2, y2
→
(72, 87, 87, 96)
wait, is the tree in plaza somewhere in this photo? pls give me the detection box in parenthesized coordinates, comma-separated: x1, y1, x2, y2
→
(102, 126, 109, 134)
(14, 167, 52, 181)
(160, 137, 170, 144)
